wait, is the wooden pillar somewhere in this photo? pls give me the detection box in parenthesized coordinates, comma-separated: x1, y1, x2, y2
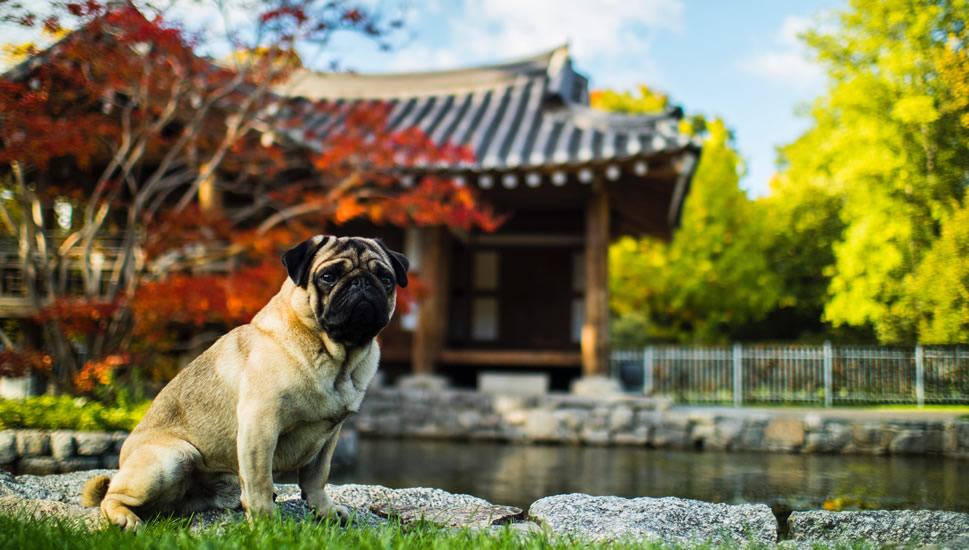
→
(412, 227, 450, 375)
(581, 186, 610, 377)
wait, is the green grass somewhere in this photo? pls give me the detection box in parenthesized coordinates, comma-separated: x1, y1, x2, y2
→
(0, 395, 150, 431)
(865, 404, 969, 414)
(0, 513, 715, 550)
(727, 403, 969, 415)
(0, 512, 889, 550)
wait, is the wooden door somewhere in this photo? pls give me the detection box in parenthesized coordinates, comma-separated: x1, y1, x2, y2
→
(498, 247, 575, 349)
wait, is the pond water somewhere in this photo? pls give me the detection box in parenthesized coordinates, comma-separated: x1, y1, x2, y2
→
(330, 438, 969, 514)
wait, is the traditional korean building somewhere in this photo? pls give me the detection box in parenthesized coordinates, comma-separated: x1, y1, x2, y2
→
(0, 33, 699, 393)
(282, 46, 701, 386)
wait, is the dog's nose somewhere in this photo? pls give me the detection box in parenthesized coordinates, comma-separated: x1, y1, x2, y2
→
(349, 276, 371, 289)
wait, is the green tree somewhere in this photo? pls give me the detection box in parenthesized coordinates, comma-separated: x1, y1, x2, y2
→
(782, 0, 969, 343)
(609, 118, 781, 345)
(734, 173, 849, 342)
(907, 201, 969, 342)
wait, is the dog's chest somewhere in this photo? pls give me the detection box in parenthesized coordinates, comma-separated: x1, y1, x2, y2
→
(273, 383, 366, 471)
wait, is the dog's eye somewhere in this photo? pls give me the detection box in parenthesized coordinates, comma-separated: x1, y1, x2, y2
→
(379, 275, 394, 288)
(319, 272, 337, 285)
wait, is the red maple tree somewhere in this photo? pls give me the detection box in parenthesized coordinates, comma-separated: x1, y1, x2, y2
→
(0, 1, 499, 396)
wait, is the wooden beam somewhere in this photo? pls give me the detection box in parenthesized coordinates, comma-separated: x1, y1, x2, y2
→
(412, 227, 449, 374)
(439, 349, 581, 367)
(581, 185, 610, 377)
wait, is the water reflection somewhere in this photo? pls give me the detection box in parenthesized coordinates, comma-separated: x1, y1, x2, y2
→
(331, 438, 969, 512)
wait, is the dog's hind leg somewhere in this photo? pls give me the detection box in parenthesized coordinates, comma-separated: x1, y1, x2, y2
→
(100, 437, 200, 530)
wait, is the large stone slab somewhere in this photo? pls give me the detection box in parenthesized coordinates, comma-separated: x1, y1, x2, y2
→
(478, 372, 549, 396)
(528, 493, 777, 546)
(788, 510, 969, 547)
(370, 502, 522, 528)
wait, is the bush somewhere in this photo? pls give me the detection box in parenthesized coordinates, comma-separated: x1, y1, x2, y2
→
(0, 396, 150, 432)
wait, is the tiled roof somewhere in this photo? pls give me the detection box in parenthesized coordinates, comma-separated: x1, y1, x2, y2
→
(280, 46, 700, 178)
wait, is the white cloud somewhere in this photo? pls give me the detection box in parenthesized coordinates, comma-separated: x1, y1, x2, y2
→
(364, 0, 681, 84)
(739, 14, 825, 91)
(461, 0, 681, 61)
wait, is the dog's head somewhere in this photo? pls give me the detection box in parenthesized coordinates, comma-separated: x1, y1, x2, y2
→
(281, 235, 408, 348)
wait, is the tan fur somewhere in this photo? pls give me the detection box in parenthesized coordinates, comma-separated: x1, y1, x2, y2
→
(81, 474, 111, 508)
(81, 236, 405, 530)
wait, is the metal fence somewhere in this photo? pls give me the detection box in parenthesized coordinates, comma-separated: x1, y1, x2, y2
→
(610, 343, 969, 406)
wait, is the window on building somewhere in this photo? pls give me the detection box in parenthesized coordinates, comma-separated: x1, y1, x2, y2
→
(470, 251, 499, 341)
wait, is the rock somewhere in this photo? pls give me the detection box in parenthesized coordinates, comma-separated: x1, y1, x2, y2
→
(478, 373, 549, 396)
(613, 429, 650, 446)
(848, 422, 884, 453)
(651, 426, 690, 449)
(523, 410, 560, 442)
(110, 432, 128, 453)
(16, 431, 50, 457)
(49, 431, 76, 461)
(803, 413, 823, 432)
(370, 502, 522, 528)
(823, 421, 853, 451)
(788, 510, 969, 547)
(57, 457, 102, 473)
(569, 376, 622, 397)
(74, 433, 112, 456)
(327, 484, 491, 511)
(456, 410, 482, 429)
(690, 423, 715, 448)
(739, 419, 768, 451)
(889, 429, 926, 455)
(609, 406, 634, 432)
(528, 493, 777, 546)
(764, 418, 805, 450)
(925, 423, 946, 454)
(802, 432, 826, 453)
(579, 428, 610, 445)
(712, 417, 745, 450)
(19, 457, 60, 475)
(397, 374, 448, 392)
(0, 432, 15, 465)
(0, 495, 103, 528)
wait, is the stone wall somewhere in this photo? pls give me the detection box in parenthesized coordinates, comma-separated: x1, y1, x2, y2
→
(352, 387, 969, 458)
(0, 428, 359, 475)
(3, 388, 968, 474)
(0, 430, 126, 475)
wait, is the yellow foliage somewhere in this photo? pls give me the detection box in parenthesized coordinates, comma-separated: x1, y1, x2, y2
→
(590, 85, 668, 114)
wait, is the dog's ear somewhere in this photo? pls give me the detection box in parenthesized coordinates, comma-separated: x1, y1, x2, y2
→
(281, 235, 329, 287)
(375, 240, 409, 288)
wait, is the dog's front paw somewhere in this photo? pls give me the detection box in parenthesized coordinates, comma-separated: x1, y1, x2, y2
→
(242, 497, 276, 524)
(317, 502, 350, 524)
(305, 492, 349, 524)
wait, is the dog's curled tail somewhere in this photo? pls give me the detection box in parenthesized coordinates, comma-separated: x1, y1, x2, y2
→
(81, 474, 111, 507)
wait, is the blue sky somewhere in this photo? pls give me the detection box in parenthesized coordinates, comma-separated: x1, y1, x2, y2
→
(309, 0, 844, 197)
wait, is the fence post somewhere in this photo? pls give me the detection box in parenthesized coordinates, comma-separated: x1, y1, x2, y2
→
(915, 344, 925, 408)
(642, 346, 654, 396)
(733, 343, 743, 408)
(823, 341, 833, 408)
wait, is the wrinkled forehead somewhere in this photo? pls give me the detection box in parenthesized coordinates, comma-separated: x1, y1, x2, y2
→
(311, 237, 388, 271)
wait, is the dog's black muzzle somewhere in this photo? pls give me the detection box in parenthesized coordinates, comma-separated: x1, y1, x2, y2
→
(322, 276, 390, 347)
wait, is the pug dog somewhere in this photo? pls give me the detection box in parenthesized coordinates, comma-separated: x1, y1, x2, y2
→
(81, 235, 408, 529)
